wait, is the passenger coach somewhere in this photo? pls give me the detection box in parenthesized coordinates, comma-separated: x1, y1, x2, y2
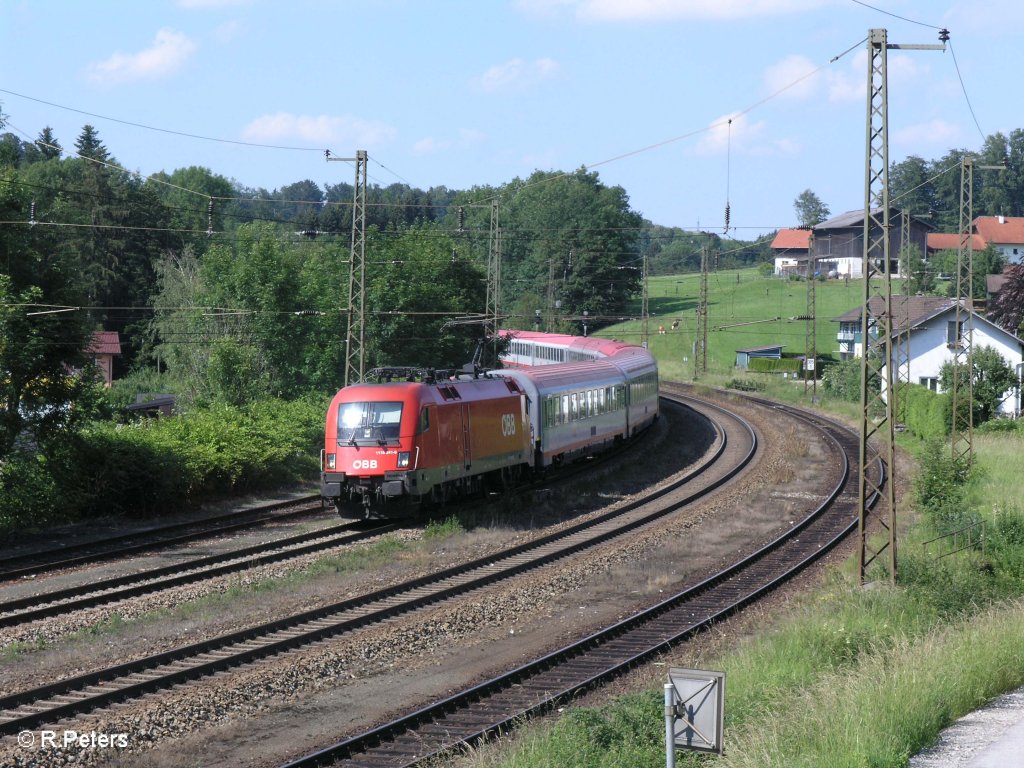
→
(497, 330, 659, 467)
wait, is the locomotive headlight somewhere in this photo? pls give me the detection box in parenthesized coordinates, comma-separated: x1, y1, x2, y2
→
(326, 453, 336, 470)
(397, 451, 411, 468)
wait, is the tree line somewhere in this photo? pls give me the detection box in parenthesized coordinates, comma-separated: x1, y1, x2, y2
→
(3, 114, 728, 456)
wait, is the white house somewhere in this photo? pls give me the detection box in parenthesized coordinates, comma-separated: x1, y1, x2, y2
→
(771, 228, 810, 276)
(974, 216, 1024, 264)
(833, 296, 1024, 416)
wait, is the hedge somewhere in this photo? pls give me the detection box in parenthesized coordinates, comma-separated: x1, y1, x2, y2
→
(900, 383, 950, 440)
(1, 396, 327, 534)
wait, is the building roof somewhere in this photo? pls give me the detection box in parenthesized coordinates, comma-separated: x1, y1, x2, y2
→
(770, 228, 811, 251)
(973, 216, 1024, 245)
(988, 272, 1009, 295)
(927, 232, 986, 252)
(832, 296, 957, 332)
(88, 330, 122, 356)
(987, 265, 1023, 296)
(814, 207, 932, 233)
(736, 344, 785, 354)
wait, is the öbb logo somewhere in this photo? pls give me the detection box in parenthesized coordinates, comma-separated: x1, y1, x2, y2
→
(352, 459, 379, 470)
(500, 414, 517, 437)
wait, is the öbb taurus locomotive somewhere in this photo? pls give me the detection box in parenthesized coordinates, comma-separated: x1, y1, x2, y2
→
(319, 331, 658, 518)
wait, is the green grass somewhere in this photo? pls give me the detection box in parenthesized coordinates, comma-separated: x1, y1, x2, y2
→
(450, 291, 1024, 768)
(598, 269, 864, 380)
(424, 515, 466, 539)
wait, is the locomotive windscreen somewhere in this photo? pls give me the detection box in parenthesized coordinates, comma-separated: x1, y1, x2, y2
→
(337, 401, 403, 443)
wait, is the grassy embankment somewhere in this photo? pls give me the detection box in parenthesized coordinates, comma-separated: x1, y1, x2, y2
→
(454, 270, 1024, 767)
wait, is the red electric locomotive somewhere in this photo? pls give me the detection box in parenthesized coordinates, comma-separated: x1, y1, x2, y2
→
(320, 370, 532, 518)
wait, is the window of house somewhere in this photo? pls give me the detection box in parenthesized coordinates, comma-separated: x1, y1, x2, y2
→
(947, 320, 962, 345)
(919, 376, 938, 392)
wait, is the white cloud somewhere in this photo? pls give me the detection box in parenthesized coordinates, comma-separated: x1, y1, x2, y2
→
(472, 58, 561, 93)
(892, 119, 961, 148)
(822, 50, 927, 105)
(694, 112, 766, 155)
(763, 54, 821, 100)
(241, 113, 397, 146)
(212, 20, 244, 44)
(573, 0, 835, 22)
(86, 28, 197, 85)
(412, 137, 451, 155)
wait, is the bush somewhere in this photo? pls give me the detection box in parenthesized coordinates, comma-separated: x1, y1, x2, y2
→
(900, 383, 950, 439)
(914, 439, 973, 532)
(748, 357, 802, 374)
(821, 357, 869, 402)
(0, 451, 61, 536)
(976, 418, 1021, 434)
(726, 378, 766, 392)
(43, 396, 326, 522)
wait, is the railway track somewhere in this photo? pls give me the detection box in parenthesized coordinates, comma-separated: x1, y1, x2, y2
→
(0, 495, 324, 582)
(277, 388, 881, 768)
(0, 520, 396, 630)
(0, 393, 755, 741)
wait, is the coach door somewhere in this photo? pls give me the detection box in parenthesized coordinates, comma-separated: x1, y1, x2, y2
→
(461, 403, 472, 470)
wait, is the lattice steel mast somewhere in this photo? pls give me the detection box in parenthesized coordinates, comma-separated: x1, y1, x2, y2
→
(695, 246, 709, 378)
(950, 156, 1002, 466)
(804, 233, 817, 396)
(641, 251, 650, 348)
(486, 202, 502, 347)
(327, 150, 368, 386)
(857, 29, 945, 586)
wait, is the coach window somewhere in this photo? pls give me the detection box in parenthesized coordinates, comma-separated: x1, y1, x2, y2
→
(569, 392, 577, 420)
(586, 390, 593, 417)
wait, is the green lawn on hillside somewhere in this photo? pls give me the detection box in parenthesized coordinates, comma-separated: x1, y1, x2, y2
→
(595, 268, 868, 383)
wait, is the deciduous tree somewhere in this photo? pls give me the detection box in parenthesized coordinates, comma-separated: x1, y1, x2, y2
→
(793, 189, 830, 228)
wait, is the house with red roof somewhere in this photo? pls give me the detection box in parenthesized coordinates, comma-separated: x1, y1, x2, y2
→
(770, 228, 811, 275)
(926, 232, 986, 256)
(88, 331, 121, 387)
(973, 216, 1024, 263)
(773, 210, 931, 279)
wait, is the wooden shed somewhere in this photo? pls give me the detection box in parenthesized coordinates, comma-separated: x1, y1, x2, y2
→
(88, 331, 121, 388)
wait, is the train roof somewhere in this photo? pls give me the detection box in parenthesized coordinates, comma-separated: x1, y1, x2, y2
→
(332, 376, 522, 404)
(499, 358, 625, 388)
(499, 329, 645, 360)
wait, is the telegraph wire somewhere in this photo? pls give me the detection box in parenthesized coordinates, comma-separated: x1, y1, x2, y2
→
(948, 41, 987, 143)
(0, 86, 326, 153)
(848, 0, 943, 30)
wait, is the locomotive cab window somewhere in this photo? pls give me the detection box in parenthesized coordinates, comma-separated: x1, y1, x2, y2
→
(338, 401, 403, 443)
(417, 406, 431, 434)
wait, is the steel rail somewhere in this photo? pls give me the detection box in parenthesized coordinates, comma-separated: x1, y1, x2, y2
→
(0, 495, 324, 581)
(0, 521, 393, 629)
(0, 395, 751, 738)
(277, 391, 879, 768)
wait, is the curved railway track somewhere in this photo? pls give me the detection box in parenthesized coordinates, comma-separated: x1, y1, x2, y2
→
(0, 495, 324, 582)
(0, 396, 693, 633)
(0, 520, 396, 630)
(277, 386, 884, 768)
(0, 393, 755, 741)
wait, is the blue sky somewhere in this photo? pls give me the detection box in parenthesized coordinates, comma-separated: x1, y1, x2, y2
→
(2, 0, 1020, 239)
